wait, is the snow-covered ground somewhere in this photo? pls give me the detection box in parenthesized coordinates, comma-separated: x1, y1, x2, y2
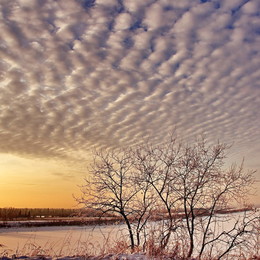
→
(0, 211, 259, 259)
(0, 223, 129, 257)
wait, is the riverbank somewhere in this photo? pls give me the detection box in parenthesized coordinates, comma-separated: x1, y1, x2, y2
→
(0, 253, 152, 260)
(0, 217, 123, 229)
(0, 253, 163, 260)
(0, 207, 253, 229)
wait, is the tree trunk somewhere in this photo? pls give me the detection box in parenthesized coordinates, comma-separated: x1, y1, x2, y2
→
(122, 213, 135, 250)
(187, 239, 194, 258)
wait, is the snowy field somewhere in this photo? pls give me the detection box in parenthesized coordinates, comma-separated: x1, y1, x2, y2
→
(0, 211, 259, 258)
(0, 223, 128, 256)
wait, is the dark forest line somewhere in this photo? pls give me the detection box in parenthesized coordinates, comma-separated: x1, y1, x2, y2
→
(0, 207, 115, 221)
(0, 206, 253, 229)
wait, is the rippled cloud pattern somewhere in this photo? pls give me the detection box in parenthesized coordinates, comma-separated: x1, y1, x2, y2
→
(0, 0, 259, 165)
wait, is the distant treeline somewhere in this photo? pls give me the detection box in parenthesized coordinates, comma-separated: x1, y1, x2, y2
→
(0, 207, 77, 220)
(0, 207, 116, 221)
(1, 206, 252, 222)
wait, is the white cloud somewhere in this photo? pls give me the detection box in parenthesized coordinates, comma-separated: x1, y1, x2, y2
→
(241, 0, 260, 15)
(143, 2, 164, 30)
(114, 12, 133, 31)
(123, 0, 153, 13)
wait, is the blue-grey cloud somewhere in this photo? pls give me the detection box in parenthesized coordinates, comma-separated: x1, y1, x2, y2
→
(0, 0, 259, 172)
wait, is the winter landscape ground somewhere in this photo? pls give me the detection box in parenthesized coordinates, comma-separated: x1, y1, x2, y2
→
(0, 210, 259, 260)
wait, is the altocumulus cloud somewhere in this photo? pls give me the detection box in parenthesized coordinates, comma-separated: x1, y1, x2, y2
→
(0, 0, 259, 163)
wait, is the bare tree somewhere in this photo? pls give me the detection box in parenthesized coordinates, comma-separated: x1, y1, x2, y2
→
(167, 139, 256, 259)
(77, 148, 153, 250)
(133, 137, 257, 258)
(133, 136, 183, 249)
(78, 136, 258, 258)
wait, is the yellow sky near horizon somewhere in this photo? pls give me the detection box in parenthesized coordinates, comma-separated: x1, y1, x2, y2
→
(0, 154, 83, 208)
(0, 0, 260, 209)
(0, 152, 259, 209)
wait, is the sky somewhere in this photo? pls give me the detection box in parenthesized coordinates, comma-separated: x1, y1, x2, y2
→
(0, 0, 259, 208)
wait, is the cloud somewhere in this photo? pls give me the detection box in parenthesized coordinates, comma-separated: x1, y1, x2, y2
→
(51, 172, 75, 181)
(0, 0, 259, 168)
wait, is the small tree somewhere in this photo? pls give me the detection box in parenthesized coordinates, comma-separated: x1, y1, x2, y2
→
(78, 148, 153, 250)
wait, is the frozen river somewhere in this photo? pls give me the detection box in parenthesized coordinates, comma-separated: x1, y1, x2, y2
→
(0, 223, 128, 256)
(0, 210, 259, 258)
